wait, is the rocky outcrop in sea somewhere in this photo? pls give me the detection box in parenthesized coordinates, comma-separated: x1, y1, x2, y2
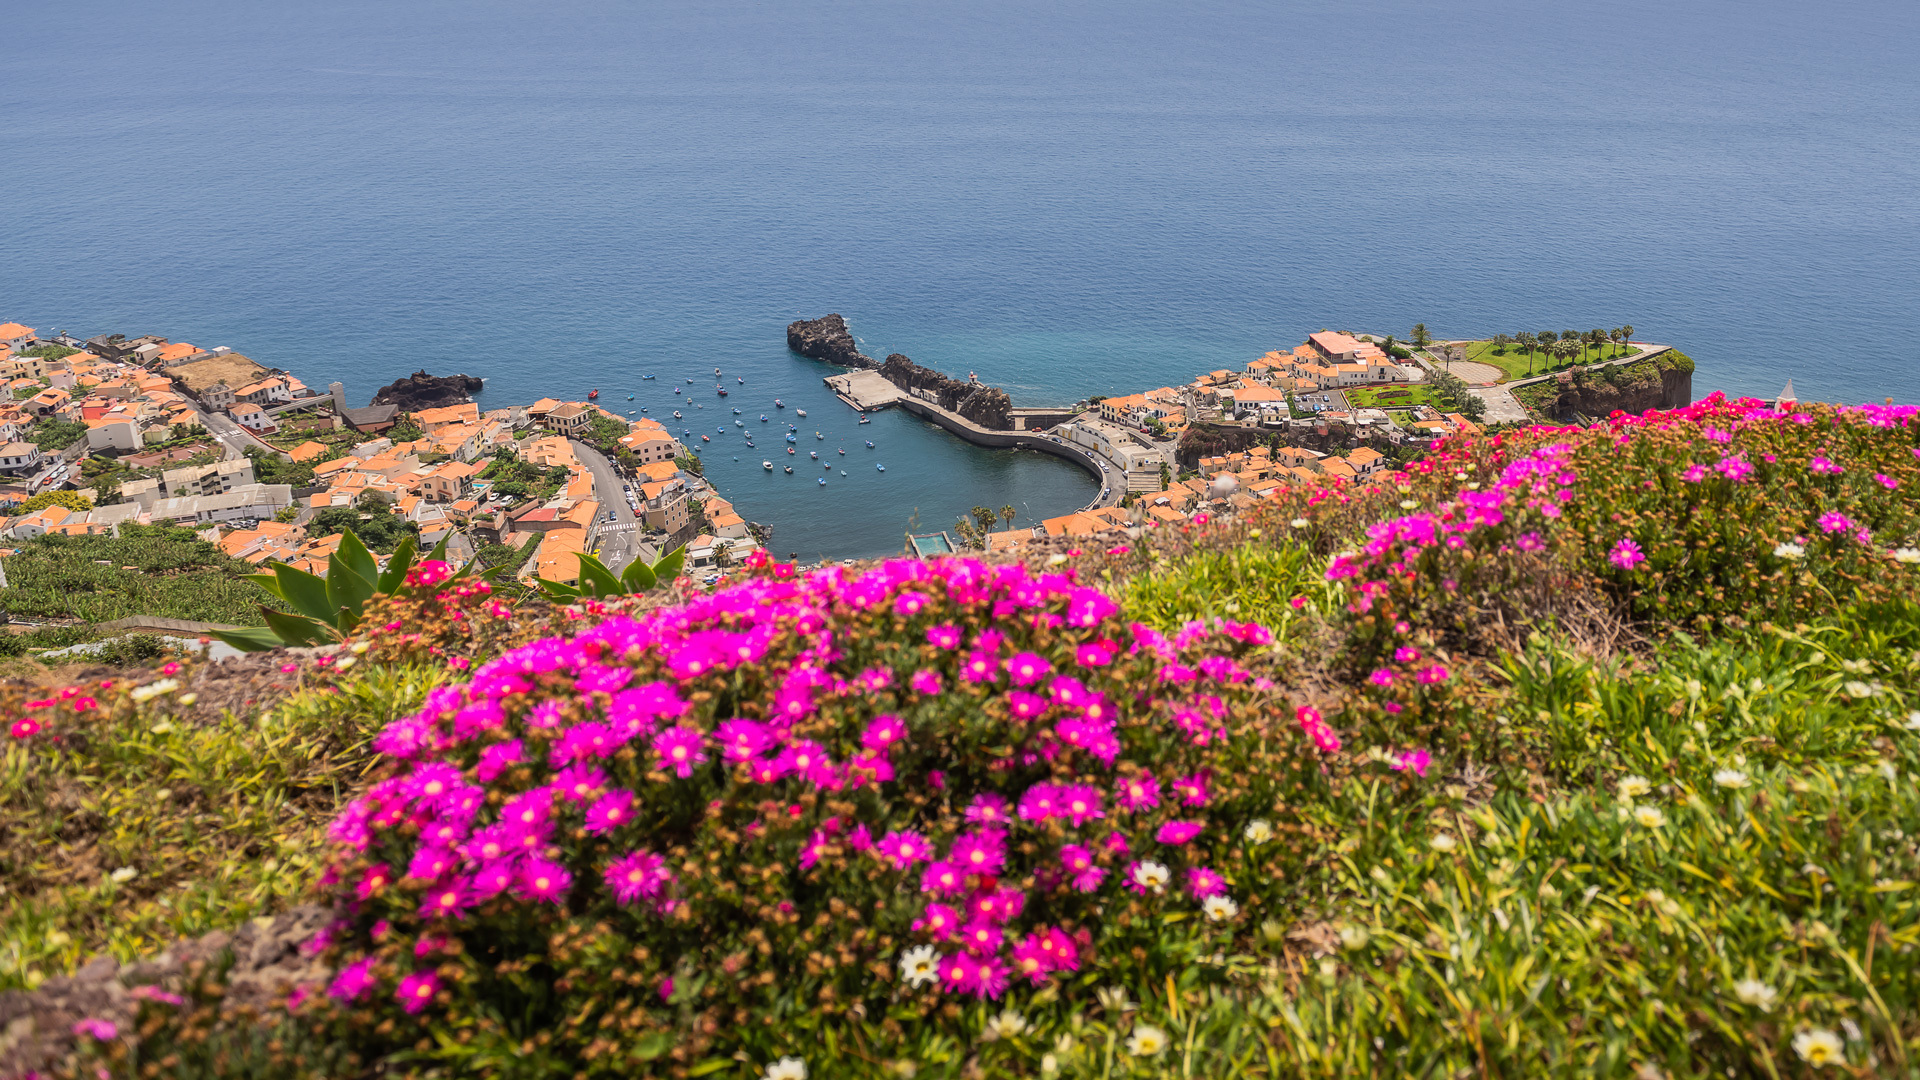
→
(879, 353, 1013, 431)
(785, 314, 877, 369)
(371, 370, 485, 411)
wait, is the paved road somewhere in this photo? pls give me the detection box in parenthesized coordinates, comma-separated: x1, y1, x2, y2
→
(570, 440, 640, 573)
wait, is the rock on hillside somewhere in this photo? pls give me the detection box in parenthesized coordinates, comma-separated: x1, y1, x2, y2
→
(371, 370, 485, 411)
(1527, 352, 1694, 420)
(879, 353, 1013, 431)
(786, 313, 877, 369)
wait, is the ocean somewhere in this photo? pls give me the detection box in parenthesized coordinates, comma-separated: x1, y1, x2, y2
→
(4, 0, 1917, 558)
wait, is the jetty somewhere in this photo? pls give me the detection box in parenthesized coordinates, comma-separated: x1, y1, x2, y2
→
(825, 370, 905, 412)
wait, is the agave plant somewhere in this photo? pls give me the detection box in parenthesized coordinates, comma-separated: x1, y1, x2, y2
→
(532, 546, 685, 603)
(212, 531, 495, 652)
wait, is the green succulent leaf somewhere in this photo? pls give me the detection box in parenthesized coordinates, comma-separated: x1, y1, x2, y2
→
(206, 625, 286, 653)
(270, 563, 337, 624)
(260, 606, 339, 648)
(620, 557, 657, 592)
(574, 553, 624, 599)
(376, 535, 419, 595)
(334, 528, 379, 591)
(652, 545, 687, 582)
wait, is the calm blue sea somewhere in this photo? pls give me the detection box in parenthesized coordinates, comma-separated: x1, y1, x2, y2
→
(5, 0, 1918, 558)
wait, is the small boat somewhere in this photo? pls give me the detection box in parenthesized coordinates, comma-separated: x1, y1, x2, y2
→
(714, 367, 721, 376)
(876, 463, 885, 472)
(858, 415, 870, 425)
(674, 387, 682, 394)
(815, 432, 824, 440)
(718, 426, 726, 432)
(673, 410, 682, 419)
(823, 461, 831, 470)
(840, 470, 847, 475)
(817, 478, 826, 486)
(760, 414, 768, 422)
(796, 409, 807, 418)
(737, 377, 744, 384)
(787, 447, 795, 455)
(627, 394, 633, 401)
(809, 451, 818, 459)
(785, 434, 796, 443)
(864, 440, 874, 448)
(784, 466, 793, 474)
(775, 399, 785, 408)
(718, 389, 728, 397)
(588, 389, 600, 399)
(732, 407, 741, 414)
(687, 378, 694, 383)
(764, 461, 773, 470)
(642, 374, 656, 380)
(701, 435, 709, 442)
(837, 448, 844, 455)
(641, 407, 648, 412)
(735, 420, 744, 427)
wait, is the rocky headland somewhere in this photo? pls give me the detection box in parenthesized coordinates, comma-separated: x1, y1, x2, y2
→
(371, 370, 485, 411)
(877, 353, 1013, 431)
(785, 314, 876, 369)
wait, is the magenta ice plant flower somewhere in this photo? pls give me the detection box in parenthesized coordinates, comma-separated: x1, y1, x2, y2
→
(651, 726, 707, 778)
(396, 971, 439, 1014)
(1156, 821, 1204, 845)
(1609, 538, 1646, 570)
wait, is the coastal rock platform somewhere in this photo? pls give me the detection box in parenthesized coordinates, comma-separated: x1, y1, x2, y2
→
(786, 313, 877, 369)
(372, 370, 485, 411)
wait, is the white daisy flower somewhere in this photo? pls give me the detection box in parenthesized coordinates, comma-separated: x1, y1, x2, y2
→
(1713, 769, 1749, 789)
(1132, 860, 1171, 893)
(763, 1058, 808, 1080)
(128, 679, 179, 704)
(1617, 775, 1652, 799)
(1733, 979, 1777, 1012)
(1429, 833, 1457, 852)
(1202, 895, 1239, 922)
(1792, 1029, 1844, 1068)
(1773, 542, 1805, 560)
(1894, 548, 1920, 565)
(1633, 806, 1667, 828)
(898, 945, 940, 989)
(1243, 819, 1273, 844)
(1290, 518, 1310, 528)
(984, 1009, 1028, 1039)
(1126, 1025, 1169, 1057)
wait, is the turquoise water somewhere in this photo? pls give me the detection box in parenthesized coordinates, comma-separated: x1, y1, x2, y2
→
(4, 0, 1917, 557)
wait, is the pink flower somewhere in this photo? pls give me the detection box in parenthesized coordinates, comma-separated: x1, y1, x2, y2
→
(1715, 455, 1754, 482)
(961, 650, 999, 683)
(416, 877, 472, 920)
(72, 1018, 118, 1041)
(1296, 704, 1341, 753)
(968, 888, 1025, 924)
(1115, 773, 1161, 812)
(1680, 463, 1707, 483)
(1076, 642, 1115, 667)
(1060, 843, 1106, 892)
(396, 971, 439, 1014)
(10, 718, 40, 740)
(925, 624, 962, 650)
(1390, 749, 1432, 777)
(328, 956, 377, 1002)
(909, 668, 944, 696)
(651, 726, 706, 778)
(1818, 511, 1856, 534)
(1006, 651, 1052, 686)
(716, 719, 773, 762)
(1007, 690, 1049, 721)
(1187, 866, 1226, 898)
(606, 850, 671, 904)
(553, 763, 608, 804)
(1369, 668, 1396, 686)
(958, 919, 1005, 956)
(920, 860, 967, 895)
(1877, 472, 1899, 490)
(1417, 664, 1451, 685)
(1809, 456, 1844, 475)
(1172, 771, 1210, 807)
(584, 789, 636, 834)
(1157, 821, 1204, 845)
(964, 793, 1011, 825)
(915, 902, 962, 940)
(949, 829, 1007, 876)
(861, 714, 908, 753)
(1057, 785, 1105, 826)
(1018, 783, 1062, 822)
(475, 739, 524, 782)
(1609, 538, 1646, 570)
(516, 857, 572, 903)
(1393, 647, 1422, 664)
(877, 830, 933, 870)
(775, 740, 836, 786)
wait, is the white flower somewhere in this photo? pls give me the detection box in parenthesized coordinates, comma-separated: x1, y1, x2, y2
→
(128, 678, 179, 704)
(1713, 769, 1749, 789)
(176, 693, 197, 706)
(350, 640, 372, 654)
(1398, 500, 1419, 510)
(1773, 542, 1805, 560)
(1202, 895, 1239, 922)
(1617, 775, 1652, 799)
(1040, 1054, 1059, 1076)
(898, 945, 940, 989)
(1045, 553, 1069, 567)
(335, 655, 357, 672)
(1792, 1029, 1844, 1068)
(1733, 978, 1777, 1012)
(1907, 710, 1920, 731)
(108, 867, 137, 883)
(1126, 1025, 1169, 1057)
(1338, 924, 1371, 950)
(1842, 680, 1875, 699)
(1634, 805, 1667, 828)
(763, 1057, 809, 1080)
(1290, 518, 1310, 529)
(1132, 860, 1171, 893)
(1429, 833, 1457, 852)
(1894, 548, 1920, 565)
(984, 1009, 1028, 1039)
(1243, 819, 1273, 844)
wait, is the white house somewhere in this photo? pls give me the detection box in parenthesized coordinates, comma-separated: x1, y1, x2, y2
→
(0, 442, 44, 473)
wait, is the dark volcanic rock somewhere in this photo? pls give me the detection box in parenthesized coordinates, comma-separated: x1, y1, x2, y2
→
(371, 370, 485, 411)
(879, 354, 1013, 431)
(786, 314, 877, 369)
(1533, 359, 1693, 420)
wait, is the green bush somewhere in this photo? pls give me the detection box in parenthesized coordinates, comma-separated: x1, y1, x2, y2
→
(0, 525, 274, 625)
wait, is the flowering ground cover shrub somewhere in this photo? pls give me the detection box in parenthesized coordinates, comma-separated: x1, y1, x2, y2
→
(297, 554, 1379, 1076)
(0, 660, 446, 992)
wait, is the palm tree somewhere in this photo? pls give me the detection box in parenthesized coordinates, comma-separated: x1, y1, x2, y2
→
(1552, 339, 1582, 368)
(1620, 325, 1634, 353)
(1491, 333, 1511, 355)
(1588, 329, 1607, 362)
(999, 505, 1016, 531)
(970, 506, 998, 534)
(1515, 331, 1537, 374)
(1410, 323, 1430, 348)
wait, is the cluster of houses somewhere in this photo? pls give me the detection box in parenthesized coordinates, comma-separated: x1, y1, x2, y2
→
(0, 320, 762, 588)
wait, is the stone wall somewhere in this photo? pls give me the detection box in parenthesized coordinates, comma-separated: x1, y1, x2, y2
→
(878, 354, 1012, 431)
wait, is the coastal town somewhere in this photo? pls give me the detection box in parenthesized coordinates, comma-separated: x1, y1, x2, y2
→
(0, 316, 1674, 602)
(0, 322, 761, 593)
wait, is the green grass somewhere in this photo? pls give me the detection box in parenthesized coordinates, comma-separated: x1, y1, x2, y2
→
(0, 524, 277, 626)
(0, 663, 447, 991)
(1462, 339, 1638, 383)
(1344, 384, 1442, 408)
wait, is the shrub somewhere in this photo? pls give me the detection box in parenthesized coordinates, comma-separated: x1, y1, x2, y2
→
(303, 554, 1389, 1075)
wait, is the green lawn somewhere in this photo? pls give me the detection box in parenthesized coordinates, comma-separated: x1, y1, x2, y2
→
(1345, 384, 1443, 408)
(1460, 339, 1639, 383)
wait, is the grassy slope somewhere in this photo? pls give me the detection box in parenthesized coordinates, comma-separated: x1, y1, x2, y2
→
(1462, 338, 1637, 383)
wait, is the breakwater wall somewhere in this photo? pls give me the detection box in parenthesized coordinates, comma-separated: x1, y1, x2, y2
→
(892, 397, 1108, 513)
